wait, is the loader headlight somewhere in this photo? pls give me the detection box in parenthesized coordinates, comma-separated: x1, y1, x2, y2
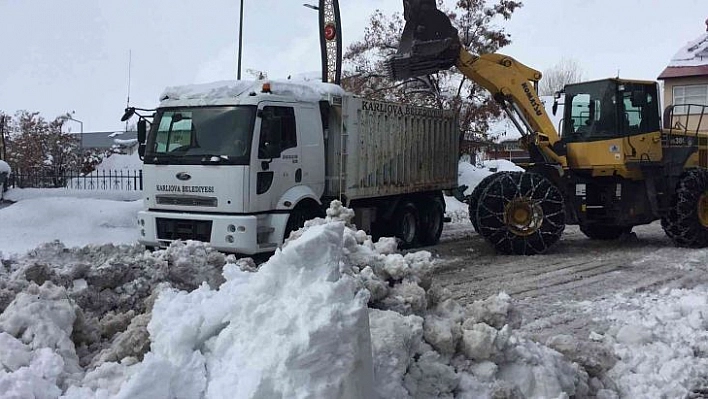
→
(227, 224, 236, 233)
(226, 235, 235, 243)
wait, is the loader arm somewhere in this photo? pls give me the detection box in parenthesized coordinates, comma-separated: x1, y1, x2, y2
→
(387, 0, 567, 167)
(455, 49, 567, 166)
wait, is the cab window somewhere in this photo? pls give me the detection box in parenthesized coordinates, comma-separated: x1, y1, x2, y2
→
(258, 106, 297, 159)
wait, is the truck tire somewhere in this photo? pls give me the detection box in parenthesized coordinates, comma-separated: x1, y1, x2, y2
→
(393, 202, 420, 249)
(468, 171, 522, 232)
(419, 197, 444, 246)
(661, 169, 708, 248)
(476, 172, 565, 255)
(580, 224, 631, 240)
(284, 203, 323, 241)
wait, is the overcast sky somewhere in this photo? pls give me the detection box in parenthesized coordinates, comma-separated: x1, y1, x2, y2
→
(0, 0, 705, 132)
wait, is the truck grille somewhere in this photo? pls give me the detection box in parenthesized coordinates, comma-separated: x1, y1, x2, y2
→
(156, 218, 212, 242)
(156, 195, 218, 207)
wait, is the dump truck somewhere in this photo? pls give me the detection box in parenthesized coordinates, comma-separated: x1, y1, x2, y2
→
(124, 80, 459, 254)
(387, 0, 708, 254)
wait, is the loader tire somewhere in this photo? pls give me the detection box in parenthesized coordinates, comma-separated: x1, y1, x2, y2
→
(393, 201, 420, 249)
(476, 172, 565, 255)
(419, 197, 444, 246)
(661, 169, 708, 248)
(468, 171, 522, 232)
(580, 224, 631, 240)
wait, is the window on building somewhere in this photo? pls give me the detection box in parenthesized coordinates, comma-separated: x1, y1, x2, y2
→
(673, 84, 708, 114)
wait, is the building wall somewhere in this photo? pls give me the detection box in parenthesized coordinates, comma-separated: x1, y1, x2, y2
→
(662, 76, 708, 132)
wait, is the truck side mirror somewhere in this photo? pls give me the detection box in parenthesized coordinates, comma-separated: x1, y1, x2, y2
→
(137, 119, 147, 143)
(552, 100, 558, 116)
(137, 119, 147, 159)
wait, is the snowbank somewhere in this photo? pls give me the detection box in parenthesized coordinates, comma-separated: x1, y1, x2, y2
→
(0, 160, 10, 175)
(92, 153, 142, 172)
(0, 197, 142, 257)
(0, 201, 592, 398)
(585, 286, 708, 398)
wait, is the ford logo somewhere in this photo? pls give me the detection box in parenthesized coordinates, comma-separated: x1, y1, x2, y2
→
(176, 172, 191, 181)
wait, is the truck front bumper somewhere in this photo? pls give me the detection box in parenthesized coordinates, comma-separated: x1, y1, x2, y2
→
(137, 210, 284, 255)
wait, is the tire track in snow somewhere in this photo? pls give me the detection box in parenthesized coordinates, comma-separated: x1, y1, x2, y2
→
(431, 221, 708, 343)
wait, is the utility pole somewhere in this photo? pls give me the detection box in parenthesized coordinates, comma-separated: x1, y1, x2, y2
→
(237, 0, 244, 80)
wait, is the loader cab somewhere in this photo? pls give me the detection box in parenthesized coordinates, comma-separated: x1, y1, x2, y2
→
(562, 79, 660, 143)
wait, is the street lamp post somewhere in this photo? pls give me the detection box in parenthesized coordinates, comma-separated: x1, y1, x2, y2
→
(65, 113, 84, 150)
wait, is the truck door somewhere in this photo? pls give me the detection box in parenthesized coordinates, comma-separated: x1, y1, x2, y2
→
(251, 103, 302, 212)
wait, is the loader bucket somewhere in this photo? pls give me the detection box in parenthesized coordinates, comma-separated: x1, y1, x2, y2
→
(386, 0, 461, 80)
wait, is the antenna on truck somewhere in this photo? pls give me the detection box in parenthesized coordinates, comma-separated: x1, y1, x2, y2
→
(125, 50, 132, 130)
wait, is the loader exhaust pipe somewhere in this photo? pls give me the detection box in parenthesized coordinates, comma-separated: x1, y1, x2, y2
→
(386, 0, 461, 80)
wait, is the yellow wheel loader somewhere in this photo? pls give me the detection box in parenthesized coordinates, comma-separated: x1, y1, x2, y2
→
(388, 0, 708, 254)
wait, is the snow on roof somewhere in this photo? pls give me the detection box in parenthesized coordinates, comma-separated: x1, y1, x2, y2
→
(658, 29, 708, 79)
(159, 79, 346, 107)
(668, 32, 708, 68)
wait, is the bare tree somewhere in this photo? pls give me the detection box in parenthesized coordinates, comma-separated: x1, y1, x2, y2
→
(539, 58, 584, 96)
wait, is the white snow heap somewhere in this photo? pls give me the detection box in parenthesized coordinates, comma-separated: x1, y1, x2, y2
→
(669, 32, 708, 67)
(0, 160, 10, 175)
(0, 282, 81, 397)
(589, 286, 708, 398)
(0, 200, 595, 398)
(158, 79, 346, 108)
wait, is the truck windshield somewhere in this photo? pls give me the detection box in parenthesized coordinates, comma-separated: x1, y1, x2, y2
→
(145, 106, 256, 165)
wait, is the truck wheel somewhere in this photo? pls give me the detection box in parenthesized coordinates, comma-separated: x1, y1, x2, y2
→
(661, 169, 708, 248)
(284, 203, 322, 241)
(419, 197, 444, 246)
(476, 172, 565, 255)
(468, 172, 521, 232)
(580, 224, 631, 240)
(393, 202, 420, 249)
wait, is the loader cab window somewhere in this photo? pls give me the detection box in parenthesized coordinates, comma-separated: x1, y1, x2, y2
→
(620, 83, 660, 135)
(563, 80, 620, 143)
(258, 106, 297, 159)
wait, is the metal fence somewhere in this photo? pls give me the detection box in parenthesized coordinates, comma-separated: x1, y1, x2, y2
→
(7, 169, 143, 191)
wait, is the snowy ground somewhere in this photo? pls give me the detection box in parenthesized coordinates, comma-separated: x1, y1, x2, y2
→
(0, 160, 707, 398)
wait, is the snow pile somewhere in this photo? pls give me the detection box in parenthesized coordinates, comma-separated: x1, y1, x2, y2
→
(0, 159, 10, 175)
(445, 159, 523, 224)
(0, 200, 594, 398)
(0, 159, 9, 200)
(669, 32, 708, 67)
(91, 152, 142, 172)
(0, 197, 142, 257)
(587, 286, 708, 398)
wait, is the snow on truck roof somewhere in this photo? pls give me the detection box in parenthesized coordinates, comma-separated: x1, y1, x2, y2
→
(158, 79, 346, 107)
